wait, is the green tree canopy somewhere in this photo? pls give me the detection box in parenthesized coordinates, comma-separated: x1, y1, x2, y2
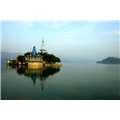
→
(40, 53, 61, 63)
(17, 55, 25, 62)
(24, 52, 31, 56)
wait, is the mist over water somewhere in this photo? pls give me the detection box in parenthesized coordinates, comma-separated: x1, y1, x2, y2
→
(1, 62, 120, 100)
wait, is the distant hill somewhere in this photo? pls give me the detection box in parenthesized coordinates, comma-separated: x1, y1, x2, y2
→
(96, 57, 120, 64)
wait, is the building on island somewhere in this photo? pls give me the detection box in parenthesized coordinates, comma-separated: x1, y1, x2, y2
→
(7, 59, 16, 65)
(7, 39, 62, 67)
(17, 40, 47, 66)
(25, 46, 43, 66)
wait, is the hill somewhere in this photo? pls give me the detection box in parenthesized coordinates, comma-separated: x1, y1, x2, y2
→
(96, 57, 120, 64)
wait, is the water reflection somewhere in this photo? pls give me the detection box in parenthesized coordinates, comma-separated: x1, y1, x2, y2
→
(7, 65, 16, 69)
(7, 65, 61, 90)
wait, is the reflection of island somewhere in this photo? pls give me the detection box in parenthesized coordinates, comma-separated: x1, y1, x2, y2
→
(96, 57, 120, 64)
(16, 66, 61, 90)
(7, 65, 16, 69)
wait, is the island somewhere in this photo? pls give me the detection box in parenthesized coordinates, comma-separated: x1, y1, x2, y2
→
(96, 57, 120, 64)
(7, 40, 62, 67)
(7, 46, 62, 67)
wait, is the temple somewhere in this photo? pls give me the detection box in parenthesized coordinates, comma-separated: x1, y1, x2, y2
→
(8, 40, 62, 67)
(40, 39, 47, 53)
(25, 46, 43, 66)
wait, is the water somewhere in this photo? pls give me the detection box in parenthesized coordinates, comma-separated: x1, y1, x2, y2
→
(1, 62, 120, 100)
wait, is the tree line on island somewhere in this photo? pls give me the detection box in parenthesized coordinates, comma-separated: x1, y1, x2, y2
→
(17, 52, 61, 63)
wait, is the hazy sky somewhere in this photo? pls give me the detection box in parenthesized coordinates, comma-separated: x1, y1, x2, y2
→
(1, 20, 120, 60)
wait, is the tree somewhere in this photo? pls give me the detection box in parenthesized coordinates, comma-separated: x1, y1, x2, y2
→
(40, 53, 61, 63)
(24, 52, 31, 56)
(17, 55, 25, 63)
(55, 57, 60, 62)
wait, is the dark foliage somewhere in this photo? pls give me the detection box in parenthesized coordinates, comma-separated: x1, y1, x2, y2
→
(24, 52, 31, 56)
(17, 55, 25, 62)
(40, 53, 61, 63)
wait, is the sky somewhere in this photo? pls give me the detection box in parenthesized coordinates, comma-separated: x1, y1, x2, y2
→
(1, 20, 120, 61)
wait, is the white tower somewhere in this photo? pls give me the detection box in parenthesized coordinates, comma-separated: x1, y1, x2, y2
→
(40, 39, 47, 53)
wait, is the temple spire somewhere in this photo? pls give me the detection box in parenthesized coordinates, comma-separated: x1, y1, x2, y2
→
(40, 38, 46, 53)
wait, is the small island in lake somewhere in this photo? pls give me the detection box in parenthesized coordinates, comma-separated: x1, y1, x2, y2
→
(6, 40, 62, 67)
(96, 57, 120, 64)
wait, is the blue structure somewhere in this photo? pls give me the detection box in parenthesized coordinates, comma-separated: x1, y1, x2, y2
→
(31, 46, 40, 56)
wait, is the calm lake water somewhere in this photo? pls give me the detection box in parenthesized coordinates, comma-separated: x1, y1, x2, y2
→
(1, 62, 120, 100)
